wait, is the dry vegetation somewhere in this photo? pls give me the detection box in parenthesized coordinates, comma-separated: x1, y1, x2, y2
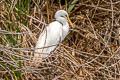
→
(0, 0, 120, 80)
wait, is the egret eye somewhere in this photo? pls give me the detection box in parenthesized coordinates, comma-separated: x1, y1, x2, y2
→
(61, 15, 67, 19)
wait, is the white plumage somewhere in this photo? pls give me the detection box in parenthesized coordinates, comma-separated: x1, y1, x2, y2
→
(34, 10, 73, 59)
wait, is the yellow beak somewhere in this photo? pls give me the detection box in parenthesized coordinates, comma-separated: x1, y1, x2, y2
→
(67, 16, 74, 28)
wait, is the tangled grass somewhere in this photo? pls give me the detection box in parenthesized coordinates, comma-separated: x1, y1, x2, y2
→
(0, 0, 120, 80)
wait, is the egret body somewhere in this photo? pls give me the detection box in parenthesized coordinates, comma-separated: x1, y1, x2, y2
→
(34, 10, 73, 60)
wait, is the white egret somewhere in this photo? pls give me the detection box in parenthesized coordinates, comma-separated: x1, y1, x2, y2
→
(34, 10, 73, 61)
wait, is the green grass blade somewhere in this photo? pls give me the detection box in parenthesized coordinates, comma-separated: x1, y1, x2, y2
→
(67, 0, 78, 13)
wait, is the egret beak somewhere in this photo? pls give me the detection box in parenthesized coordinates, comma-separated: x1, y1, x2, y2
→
(67, 16, 74, 28)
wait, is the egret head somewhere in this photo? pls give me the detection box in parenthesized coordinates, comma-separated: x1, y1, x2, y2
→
(55, 10, 68, 20)
(55, 10, 74, 28)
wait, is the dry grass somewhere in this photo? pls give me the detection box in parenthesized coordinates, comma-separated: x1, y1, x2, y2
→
(0, 0, 120, 80)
